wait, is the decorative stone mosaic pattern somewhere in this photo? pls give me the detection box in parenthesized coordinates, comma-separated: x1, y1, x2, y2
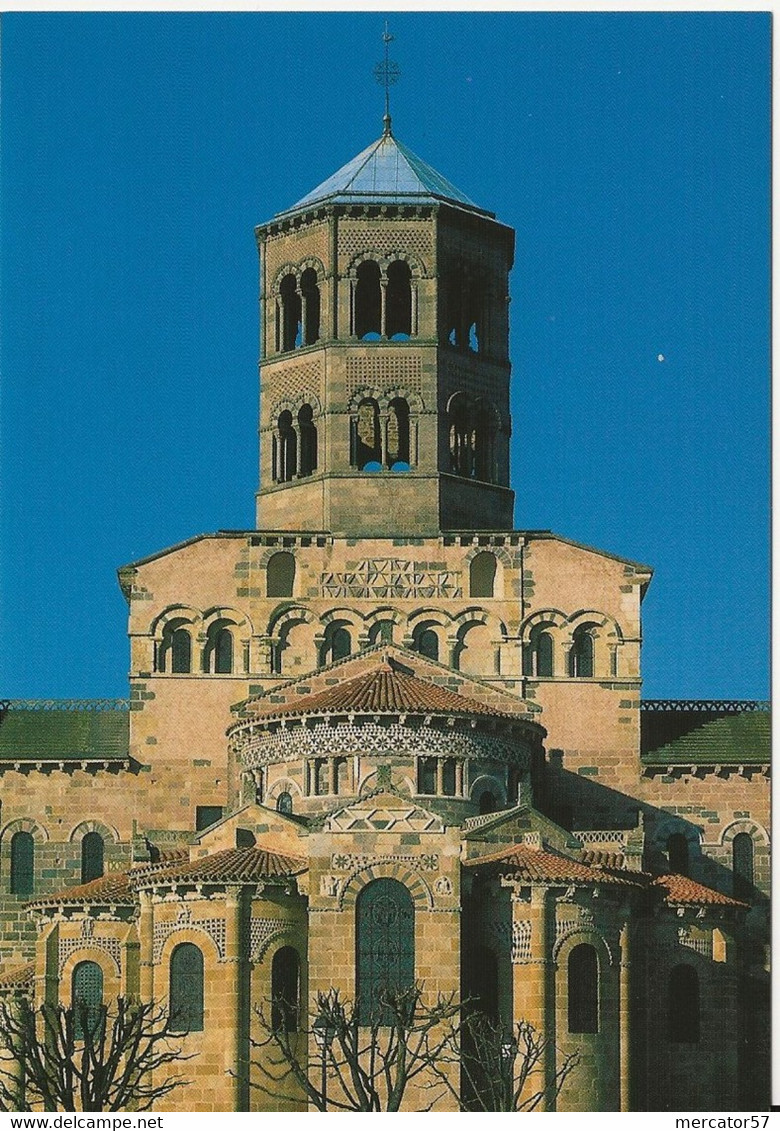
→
(322, 558, 462, 599)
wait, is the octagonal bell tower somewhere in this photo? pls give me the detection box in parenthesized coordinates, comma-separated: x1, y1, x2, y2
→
(255, 115, 515, 537)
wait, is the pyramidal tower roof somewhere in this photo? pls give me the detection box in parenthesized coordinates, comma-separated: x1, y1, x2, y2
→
(274, 125, 494, 221)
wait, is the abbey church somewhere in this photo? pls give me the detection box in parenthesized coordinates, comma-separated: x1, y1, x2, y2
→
(0, 112, 769, 1112)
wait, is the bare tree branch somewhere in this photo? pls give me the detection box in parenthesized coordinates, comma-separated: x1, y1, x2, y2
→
(0, 997, 193, 1112)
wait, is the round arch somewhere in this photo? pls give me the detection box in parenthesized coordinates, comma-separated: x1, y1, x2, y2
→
(339, 862, 433, 912)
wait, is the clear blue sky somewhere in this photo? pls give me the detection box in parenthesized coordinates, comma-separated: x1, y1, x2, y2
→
(0, 11, 770, 700)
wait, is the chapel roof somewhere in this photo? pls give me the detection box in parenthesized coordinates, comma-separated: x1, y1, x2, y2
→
(132, 845, 307, 886)
(463, 843, 645, 887)
(0, 962, 35, 992)
(273, 129, 493, 221)
(651, 873, 748, 908)
(0, 700, 129, 764)
(240, 654, 532, 724)
(27, 871, 136, 908)
(641, 708, 770, 767)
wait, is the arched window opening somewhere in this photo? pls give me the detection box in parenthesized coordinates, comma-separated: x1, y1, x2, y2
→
(300, 267, 320, 345)
(508, 767, 522, 805)
(81, 832, 104, 885)
(171, 628, 192, 674)
(321, 623, 352, 666)
(412, 624, 440, 662)
(271, 947, 301, 1033)
(448, 394, 475, 478)
(352, 398, 381, 470)
(386, 260, 412, 339)
(276, 411, 297, 483)
(158, 619, 193, 673)
(10, 831, 34, 896)
(523, 626, 554, 677)
(569, 625, 595, 678)
(568, 944, 598, 1034)
(72, 961, 103, 1040)
(387, 398, 410, 468)
(667, 833, 689, 876)
(418, 757, 437, 795)
(355, 260, 382, 340)
(333, 757, 347, 795)
(368, 620, 394, 646)
(267, 551, 296, 598)
(203, 622, 234, 674)
(170, 943, 204, 1033)
(277, 792, 293, 815)
(478, 791, 497, 815)
(442, 758, 456, 796)
(280, 273, 301, 352)
(668, 964, 700, 1043)
(469, 552, 497, 598)
(356, 878, 415, 1025)
(468, 322, 479, 353)
(733, 832, 754, 899)
(298, 404, 318, 477)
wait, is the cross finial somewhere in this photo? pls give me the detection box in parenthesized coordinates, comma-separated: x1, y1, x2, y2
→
(373, 20, 400, 136)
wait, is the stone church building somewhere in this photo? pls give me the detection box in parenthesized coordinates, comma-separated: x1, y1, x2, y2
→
(0, 116, 769, 1112)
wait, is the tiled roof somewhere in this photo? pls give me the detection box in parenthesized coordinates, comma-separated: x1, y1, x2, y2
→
(28, 871, 135, 907)
(464, 844, 644, 887)
(244, 658, 528, 723)
(641, 709, 770, 765)
(277, 129, 491, 219)
(0, 962, 35, 991)
(133, 846, 307, 886)
(652, 873, 748, 908)
(0, 702, 129, 762)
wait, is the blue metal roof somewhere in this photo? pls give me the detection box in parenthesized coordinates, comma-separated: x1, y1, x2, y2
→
(275, 129, 493, 219)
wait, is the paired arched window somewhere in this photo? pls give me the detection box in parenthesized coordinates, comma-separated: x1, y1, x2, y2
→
(568, 625, 595, 678)
(81, 832, 104, 885)
(667, 833, 689, 876)
(72, 961, 103, 1040)
(279, 273, 301, 352)
(10, 831, 34, 896)
(412, 623, 440, 661)
(417, 757, 437, 795)
(387, 398, 410, 468)
(447, 394, 498, 482)
(267, 551, 296, 598)
(469, 552, 497, 598)
(568, 944, 598, 1034)
(355, 261, 382, 340)
(444, 269, 485, 354)
(732, 832, 754, 899)
(271, 947, 301, 1033)
(202, 621, 234, 674)
(299, 268, 320, 346)
(356, 878, 415, 1024)
(320, 622, 352, 665)
(352, 398, 381, 470)
(523, 625, 554, 677)
(368, 620, 394, 646)
(157, 620, 193, 673)
(668, 964, 699, 1043)
(386, 260, 412, 339)
(298, 404, 318, 476)
(274, 411, 297, 483)
(170, 943, 204, 1033)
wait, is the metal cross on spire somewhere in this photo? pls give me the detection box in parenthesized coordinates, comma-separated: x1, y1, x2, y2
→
(373, 21, 400, 136)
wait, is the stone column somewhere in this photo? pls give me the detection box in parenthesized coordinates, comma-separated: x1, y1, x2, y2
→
(411, 282, 418, 335)
(225, 886, 246, 1110)
(138, 891, 154, 1002)
(380, 280, 388, 338)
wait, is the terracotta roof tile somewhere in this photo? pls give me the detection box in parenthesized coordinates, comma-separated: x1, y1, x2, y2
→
(133, 845, 307, 886)
(27, 871, 135, 907)
(581, 849, 626, 869)
(245, 658, 528, 723)
(464, 843, 644, 887)
(653, 873, 748, 908)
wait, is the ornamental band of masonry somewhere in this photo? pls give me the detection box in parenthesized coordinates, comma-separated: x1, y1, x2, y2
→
(0, 116, 769, 1112)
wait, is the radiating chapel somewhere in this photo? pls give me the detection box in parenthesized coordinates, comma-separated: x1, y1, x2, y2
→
(0, 107, 769, 1112)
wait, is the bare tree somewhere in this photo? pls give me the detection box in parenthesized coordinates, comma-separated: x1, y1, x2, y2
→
(251, 984, 461, 1112)
(431, 1011, 580, 1112)
(0, 997, 192, 1112)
